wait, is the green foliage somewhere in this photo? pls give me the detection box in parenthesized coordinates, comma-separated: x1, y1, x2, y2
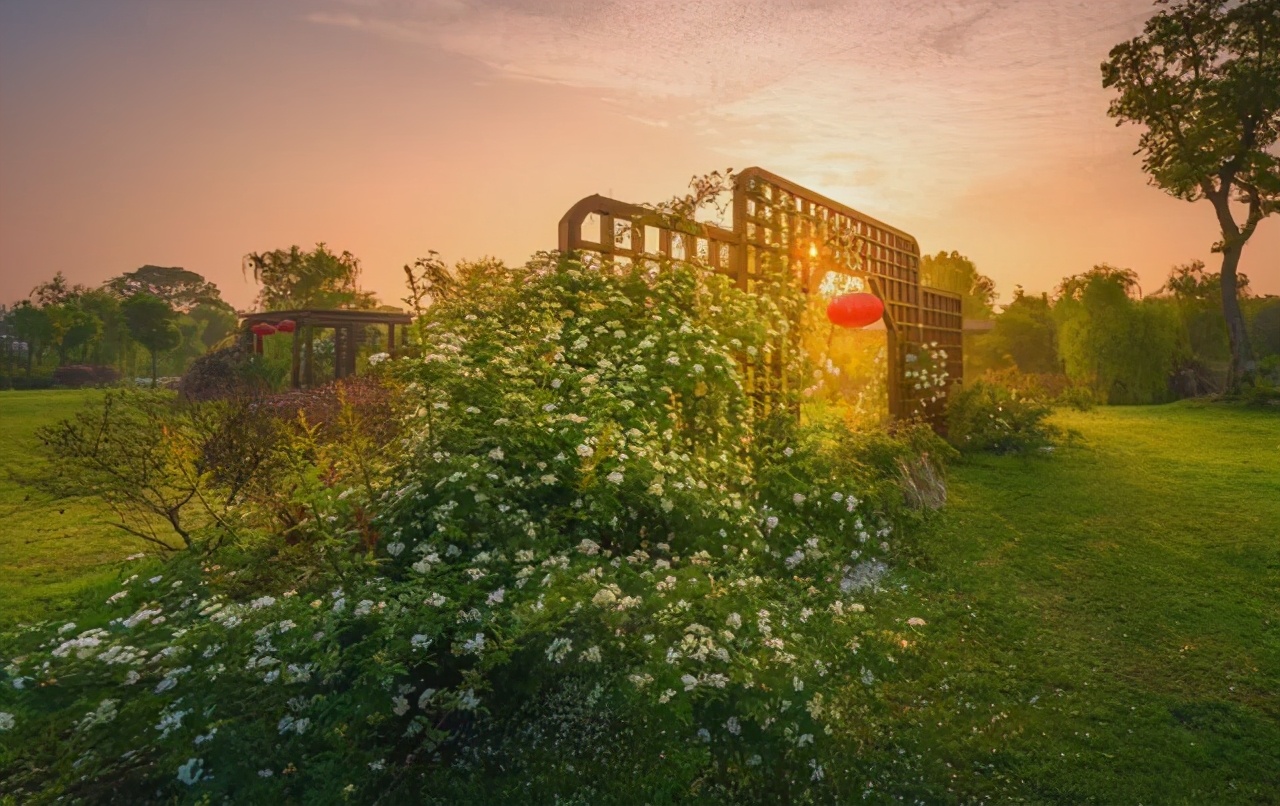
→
(946, 380, 1058, 455)
(1102, 0, 1280, 388)
(30, 390, 229, 551)
(1247, 296, 1280, 357)
(1053, 265, 1185, 404)
(918, 251, 996, 320)
(6, 301, 53, 375)
(985, 288, 1060, 375)
(122, 293, 182, 383)
(44, 302, 102, 365)
(0, 252, 936, 803)
(244, 242, 378, 311)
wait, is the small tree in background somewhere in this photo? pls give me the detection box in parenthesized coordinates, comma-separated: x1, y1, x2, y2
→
(8, 301, 52, 375)
(1103, 0, 1280, 392)
(1054, 265, 1185, 403)
(122, 293, 182, 383)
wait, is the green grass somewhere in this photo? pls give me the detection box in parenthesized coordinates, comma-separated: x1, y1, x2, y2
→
(880, 401, 1280, 803)
(0, 390, 137, 626)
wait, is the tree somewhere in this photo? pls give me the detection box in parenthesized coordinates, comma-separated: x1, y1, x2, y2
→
(1102, 0, 1280, 391)
(44, 302, 101, 365)
(106, 265, 232, 313)
(77, 288, 129, 368)
(1054, 265, 1186, 403)
(918, 250, 997, 320)
(122, 293, 182, 383)
(30, 271, 84, 307)
(8, 301, 52, 375)
(243, 243, 378, 311)
(987, 288, 1060, 374)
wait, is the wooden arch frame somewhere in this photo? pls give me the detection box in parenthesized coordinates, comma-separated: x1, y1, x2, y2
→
(557, 167, 963, 423)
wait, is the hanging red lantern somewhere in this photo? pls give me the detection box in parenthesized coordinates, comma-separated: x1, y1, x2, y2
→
(276, 319, 297, 333)
(250, 323, 278, 337)
(826, 293, 884, 329)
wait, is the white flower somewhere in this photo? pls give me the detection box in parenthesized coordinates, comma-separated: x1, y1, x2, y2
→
(418, 688, 438, 709)
(792, 493, 806, 505)
(726, 612, 742, 629)
(257, 769, 274, 778)
(0, 712, 14, 731)
(488, 447, 504, 461)
(907, 617, 927, 627)
(58, 622, 77, 634)
(386, 542, 405, 557)
(424, 593, 447, 607)
(577, 539, 600, 556)
(545, 637, 573, 663)
(725, 716, 741, 735)
(606, 470, 625, 484)
(368, 352, 390, 366)
(580, 645, 602, 662)
(392, 696, 410, 716)
(785, 550, 805, 569)
(681, 674, 699, 691)
(354, 599, 375, 617)
(410, 634, 432, 650)
(576, 443, 594, 458)
(176, 758, 204, 786)
(462, 633, 486, 654)
(487, 588, 505, 605)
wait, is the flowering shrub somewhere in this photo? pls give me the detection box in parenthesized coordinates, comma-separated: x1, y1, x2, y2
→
(946, 380, 1059, 454)
(1, 252, 938, 802)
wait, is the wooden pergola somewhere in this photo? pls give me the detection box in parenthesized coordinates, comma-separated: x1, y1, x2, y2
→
(558, 166, 964, 425)
(239, 309, 412, 388)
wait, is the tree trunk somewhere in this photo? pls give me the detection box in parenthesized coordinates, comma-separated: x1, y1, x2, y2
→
(1218, 245, 1256, 393)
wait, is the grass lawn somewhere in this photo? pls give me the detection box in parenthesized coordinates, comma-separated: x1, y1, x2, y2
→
(881, 401, 1280, 803)
(0, 390, 137, 627)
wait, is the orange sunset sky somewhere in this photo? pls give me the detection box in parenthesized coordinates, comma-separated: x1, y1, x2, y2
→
(2, 0, 1277, 310)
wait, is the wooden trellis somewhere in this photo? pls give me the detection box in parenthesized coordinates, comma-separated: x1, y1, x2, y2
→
(558, 167, 963, 424)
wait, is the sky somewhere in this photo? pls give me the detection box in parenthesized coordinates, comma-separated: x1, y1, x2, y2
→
(2, 0, 1277, 311)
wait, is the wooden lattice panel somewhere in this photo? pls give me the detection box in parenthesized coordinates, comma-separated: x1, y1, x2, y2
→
(558, 167, 964, 425)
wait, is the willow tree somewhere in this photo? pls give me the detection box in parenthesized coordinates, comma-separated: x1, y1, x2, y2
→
(1102, 0, 1280, 391)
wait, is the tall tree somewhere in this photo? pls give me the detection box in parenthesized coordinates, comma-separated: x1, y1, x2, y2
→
(243, 243, 377, 311)
(122, 293, 182, 384)
(1102, 0, 1280, 391)
(106, 265, 232, 313)
(919, 251, 997, 320)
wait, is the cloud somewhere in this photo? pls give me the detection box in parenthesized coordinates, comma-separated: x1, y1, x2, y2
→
(304, 0, 1159, 214)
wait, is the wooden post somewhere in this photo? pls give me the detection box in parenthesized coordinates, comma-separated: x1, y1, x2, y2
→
(290, 321, 302, 389)
(304, 326, 315, 387)
(387, 323, 396, 355)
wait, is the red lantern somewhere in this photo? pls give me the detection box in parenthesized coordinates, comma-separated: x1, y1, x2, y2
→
(826, 293, 884, 329)
(276, 319, 297, 333)
(250, 323, 277, 337)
